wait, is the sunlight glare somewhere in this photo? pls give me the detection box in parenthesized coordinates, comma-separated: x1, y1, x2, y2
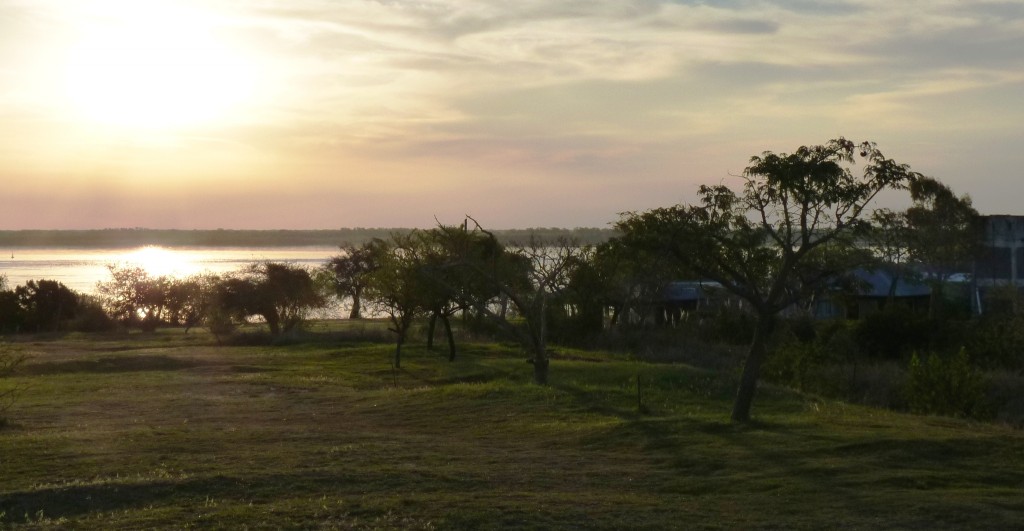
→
(121, 246, 202, 278)
(62, 1, 257, 130)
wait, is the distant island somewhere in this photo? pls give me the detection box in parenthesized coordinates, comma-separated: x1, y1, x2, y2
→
(0, 228, 618, 248)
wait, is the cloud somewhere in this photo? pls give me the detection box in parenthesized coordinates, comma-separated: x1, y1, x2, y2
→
(2, 0, 1024, 226)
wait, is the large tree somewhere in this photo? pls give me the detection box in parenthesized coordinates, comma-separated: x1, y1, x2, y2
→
(617, 138, 919, 421)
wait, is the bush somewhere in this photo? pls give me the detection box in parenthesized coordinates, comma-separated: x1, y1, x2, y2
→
(67, 295, 116, 333)
(966, 315, 1024, 370)
(854, 307, 930, 360)
(695, 308, 755, 346)
(765, 320, 857, 394)
(905, 348, 990, 419)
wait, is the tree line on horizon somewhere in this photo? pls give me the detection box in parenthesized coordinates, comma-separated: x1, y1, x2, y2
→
(1, 137, 1015, 424)
(0, 227, 618, 248)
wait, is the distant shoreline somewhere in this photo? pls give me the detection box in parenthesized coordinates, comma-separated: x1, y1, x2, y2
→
(0, 228, 617, 248)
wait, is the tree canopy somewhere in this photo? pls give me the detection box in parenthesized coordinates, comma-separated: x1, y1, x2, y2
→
(617, 138, 920, 421)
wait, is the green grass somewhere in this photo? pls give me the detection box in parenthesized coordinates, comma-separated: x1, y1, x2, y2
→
(1, 324, 1023, 529)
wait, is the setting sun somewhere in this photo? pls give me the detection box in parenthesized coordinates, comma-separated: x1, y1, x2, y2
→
(61, 1, 257, 130)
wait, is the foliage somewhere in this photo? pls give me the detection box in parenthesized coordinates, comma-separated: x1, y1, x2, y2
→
(905, 348, 989, 419)
(617, 138, 919, 421)
(362, 234, 430, 367)
(583, 238, 686, 329)
(208, 263, 324, 336)
(905, 177, 980, 281)
(0, 279, 85, 334)
(414, 227, 502, 360)
(555, 247, 606, 341)
(67, 294, 116, 333)
(966, 313, 1024, 370)
(15, 279, 80, 333)
(163, 275, 212, 333)
(325, 242, 379, 319)
(96, 265, 169, 332)
(765, 318, 856, 393)
(0, 289, 24, 333)
(868, 209, 918, 301)
(427, 220, 587, 384)
(854, 307, 931, 360)
(904, 177, 980, 318)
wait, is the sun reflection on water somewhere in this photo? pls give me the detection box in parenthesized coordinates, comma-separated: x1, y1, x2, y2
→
(118, 246, 204, 278)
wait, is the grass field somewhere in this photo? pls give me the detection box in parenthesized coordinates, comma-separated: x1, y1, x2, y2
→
(1, 323, 1023, 529)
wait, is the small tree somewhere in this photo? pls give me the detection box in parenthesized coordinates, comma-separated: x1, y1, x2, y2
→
(164, 275, 213, 333)
(363, 235, 429, 368)
(97, 265, 169, 332)
(617, 138, 918, 421)
(212, 262, 324, 336)
(326, 243, 379, 319)
(430, 221, 585, 384)
(416, 226, 504, 361)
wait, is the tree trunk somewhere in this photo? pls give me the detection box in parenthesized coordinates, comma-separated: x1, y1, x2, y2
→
(533, 356, 549, 385)
(426, 312, 438, 349)
(499, 295, 509, 319)
(263, 312, 281, 336)
(441, 313, 456, 361)
(731, 312, 776, 422)
(394, 335, 403, 369)
(348, 292, 362, 319)
(928, 281, 945, 320)
(609, 304, 621, 327)
(532, 295, 549, 385)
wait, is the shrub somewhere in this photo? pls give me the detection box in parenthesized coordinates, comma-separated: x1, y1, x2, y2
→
(854, 307, 930, 360)
(905, 348, 990, 419)
(67, 295, 116, 333)
(695, 308, 755, 346)
(766, 320, 857, 394)
(966, 315, 1024, 370)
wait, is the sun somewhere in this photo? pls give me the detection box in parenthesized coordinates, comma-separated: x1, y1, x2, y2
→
(62, 2, 257, 131)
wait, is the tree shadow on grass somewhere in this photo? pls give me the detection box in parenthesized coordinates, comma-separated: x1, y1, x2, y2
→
(0, 469, 477, 524)
(20, 355, 209, 376)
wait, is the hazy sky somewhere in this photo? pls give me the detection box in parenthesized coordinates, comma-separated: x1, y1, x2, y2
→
(1, 0, 1022, 229)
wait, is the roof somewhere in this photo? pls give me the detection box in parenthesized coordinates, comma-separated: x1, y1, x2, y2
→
(850, 269, 931, 298)
(663, 281, 722, 302)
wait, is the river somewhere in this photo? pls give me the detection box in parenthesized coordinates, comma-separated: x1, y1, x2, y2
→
(0, 246, 340, 294)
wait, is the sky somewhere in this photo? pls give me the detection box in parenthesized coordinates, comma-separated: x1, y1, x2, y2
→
(1, 0, 1022, 229)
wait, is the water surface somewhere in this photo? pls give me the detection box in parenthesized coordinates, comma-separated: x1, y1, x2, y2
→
(0, 246, 338, 294)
